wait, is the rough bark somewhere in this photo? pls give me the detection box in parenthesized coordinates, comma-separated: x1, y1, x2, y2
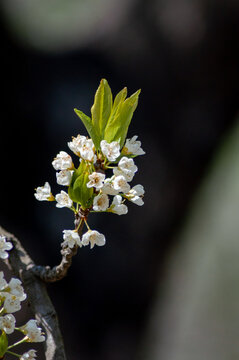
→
(0, 226, 67, 360)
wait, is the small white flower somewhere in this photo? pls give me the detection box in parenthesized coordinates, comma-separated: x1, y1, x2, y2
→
(55, 191, 73, 208)
(112, 175, 130, 193)
(3, 293, 21, 313)
(111, 195, 128, 215)
(80, 138, 95, 162)
(8, 278, 27, 301)
(20, 349, 37, 360)
(20, 320, 45, 342)
(52, 151, 73, 171)
(87, 172, 105, 190)
(126, 184, 144, 206)
(0, 236, 13, 259)
(100, 140, 120, 162)
(81, 230, 106, 249)
(113, 157, 138, 182)
(0, 272, 7, 290)
(68, 135, 95, 161)
(122, 135, 145, 156)
(101, 178, 119, 195)
(68, 134, 86, 156)
(34, 182, 54, 201)
(62, 230, 82, 248)
(56, 170, 73, 186)
(0, 314, 16, 334)
(93, 193, 109, 212)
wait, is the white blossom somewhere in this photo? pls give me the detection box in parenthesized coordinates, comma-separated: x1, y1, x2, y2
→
(93, 194, 109, 212)
(56, 170, 73, 186)
(62, 230, 82, 248)
(8, 278, 27, 301)
(81, 230, 106, 249)
(68, 135, 95, 161)
(55, 191, 73, 208)
(111, 195, 128, 215)
(113, 157, 138, 182)
(52, 151, 73, 170)
(0, 272, 7, 290)
(122, 135, 145, 156)
(34, 182, 54, 201)
(126, 184, 144, 206)
(0, 314, 16, 334)
(112, 175, 130, 193)
(68, 134, 86, 156)
(101, 178, 119, 195)
(87, 172, 105, 190)
(20, 350, 37, 360)
(0, 236, 13, 259)
(3, 294, 21, 313)
(80, 138, 95, 162)
(20, 320, 45, 342)
(100, 140, 120, 162)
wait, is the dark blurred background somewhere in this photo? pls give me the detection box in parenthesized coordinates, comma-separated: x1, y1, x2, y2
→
(1, 0, 239, 359)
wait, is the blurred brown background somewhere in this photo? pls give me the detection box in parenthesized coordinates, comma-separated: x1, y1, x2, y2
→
(1, 0, 239, 359)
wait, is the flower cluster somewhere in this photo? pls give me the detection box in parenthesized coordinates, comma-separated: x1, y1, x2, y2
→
(34, 136, 145, 249)
(34, 79, 145, 250)
(0, 269, 45, 359)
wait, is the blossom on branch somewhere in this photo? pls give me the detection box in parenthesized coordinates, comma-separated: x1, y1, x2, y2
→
(56, 170, 73, 186)
(122, 135, 145, 156)
(34, 182, 54, 201)
(81, 230, 106, 249)
(62, 230, 82, 248)
(3, 294, 21, 313)
(8, 278, 27, 301)
(112, 175, 130, 193)
(113, 156, 138, 182)
(68, 134, 86, 156)
(52, 151, 73, 170)
(0, 272, 7, 290)
(125, 184, 145, 206)
(93, 193, 109, 212)
(20, 319, 45, 342)
(101, 178, 119, 196)
(87, 172, 105, 190)
(0, 314, 16, 334)
(20, 350, 37, 360)
(55, 191, 73, 208)
(110, 195, 128, 215)
(100, 140, 120, 162)
(0, 236, 13, 259)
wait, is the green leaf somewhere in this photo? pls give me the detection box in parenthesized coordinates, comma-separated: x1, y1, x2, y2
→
(68, 161, 94, 209)
(74, 108, 100, 150)
(0, 331, 8, 358)
(111, 87, 127, 112)
(91, 79, 112, 139)
(104, 89, 141, 148)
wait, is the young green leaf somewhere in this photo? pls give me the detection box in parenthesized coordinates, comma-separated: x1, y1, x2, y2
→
(68, 161, 94, 209)
(104, 89, 141, 148)
(111, 87, 127, 112)
(0, 331, 8, 358)
(91, 79, 112, 139)
(74, 108, 100, 150)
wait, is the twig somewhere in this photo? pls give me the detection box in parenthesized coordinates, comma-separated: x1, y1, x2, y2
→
(29, 212, 85, 282)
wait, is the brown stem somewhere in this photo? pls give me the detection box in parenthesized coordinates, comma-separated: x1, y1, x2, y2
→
(0, 226, 67, 360)
(29, 212, 85, 282)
